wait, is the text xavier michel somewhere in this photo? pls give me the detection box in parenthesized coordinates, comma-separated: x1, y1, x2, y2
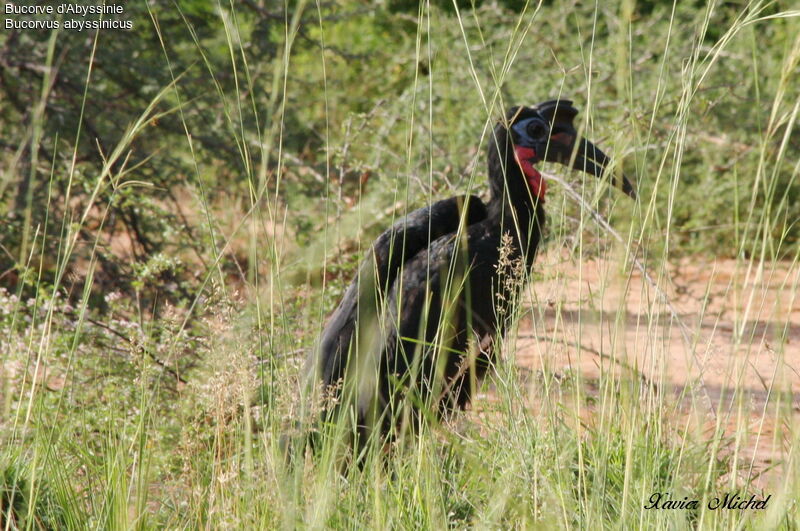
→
(645, 492, 770, 511)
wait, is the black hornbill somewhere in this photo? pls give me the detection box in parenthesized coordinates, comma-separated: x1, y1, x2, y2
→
(307, 100, 636, 446)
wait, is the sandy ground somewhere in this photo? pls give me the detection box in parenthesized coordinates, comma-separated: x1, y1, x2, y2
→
(501, 251, 799, 488)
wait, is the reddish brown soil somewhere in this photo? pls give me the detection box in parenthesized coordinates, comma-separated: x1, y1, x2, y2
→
(505, 251, 799, 489)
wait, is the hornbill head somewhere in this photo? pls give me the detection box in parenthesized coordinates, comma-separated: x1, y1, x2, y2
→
(506, 100, 637, 200)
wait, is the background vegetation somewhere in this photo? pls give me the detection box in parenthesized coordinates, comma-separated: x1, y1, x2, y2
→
(1, 0, 798, 528)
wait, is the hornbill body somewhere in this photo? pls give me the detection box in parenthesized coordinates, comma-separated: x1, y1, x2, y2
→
(308, 100, 635, 445)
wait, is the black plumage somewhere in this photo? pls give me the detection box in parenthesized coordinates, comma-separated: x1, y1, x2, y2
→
(306, 100, 636, 446)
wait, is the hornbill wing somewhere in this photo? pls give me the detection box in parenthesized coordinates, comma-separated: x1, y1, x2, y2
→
(367, 221, 506, 425)
(311, 194, 488, 388)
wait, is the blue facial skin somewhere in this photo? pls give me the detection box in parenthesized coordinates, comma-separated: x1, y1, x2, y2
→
(511, 117, 541, 147)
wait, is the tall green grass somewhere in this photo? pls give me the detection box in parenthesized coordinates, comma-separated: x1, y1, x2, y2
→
(1, 0, 798, 528)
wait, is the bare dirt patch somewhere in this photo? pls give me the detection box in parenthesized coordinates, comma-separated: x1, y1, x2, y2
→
(507, 251, 799, 488)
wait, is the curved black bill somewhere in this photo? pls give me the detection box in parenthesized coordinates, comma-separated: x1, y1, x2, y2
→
(546, 134, 637, 200)
(573, 138, 637, 199)
(533, 98, 636, 199)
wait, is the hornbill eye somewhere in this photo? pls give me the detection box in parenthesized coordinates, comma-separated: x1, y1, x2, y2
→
(527, 121, 548, 140)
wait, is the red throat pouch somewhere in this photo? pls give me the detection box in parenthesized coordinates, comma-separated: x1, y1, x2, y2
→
(513, 145, 546, 201)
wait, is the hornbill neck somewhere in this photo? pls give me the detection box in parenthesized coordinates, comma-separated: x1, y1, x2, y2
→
(486, 124, 545, 261)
